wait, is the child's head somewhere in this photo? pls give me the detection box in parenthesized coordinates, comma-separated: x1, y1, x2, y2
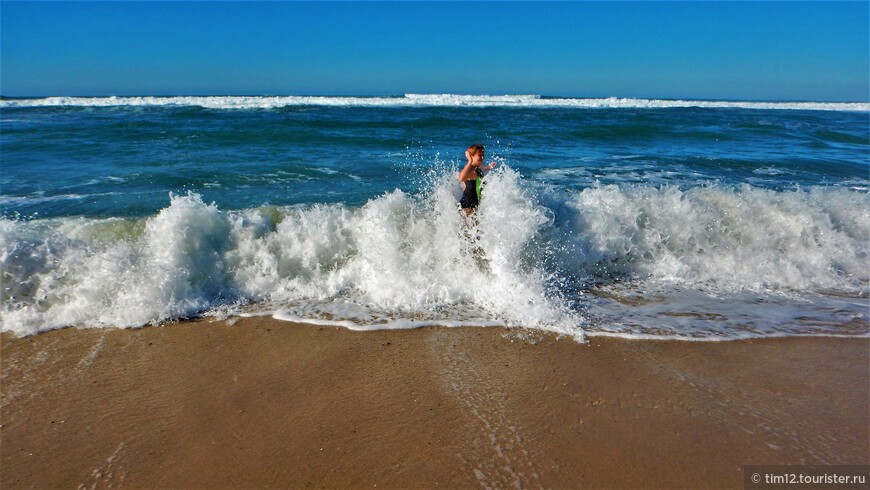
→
(467, 144, 485, 157)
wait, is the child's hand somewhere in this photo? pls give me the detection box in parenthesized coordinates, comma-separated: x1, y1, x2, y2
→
(465, 150, 471, 163)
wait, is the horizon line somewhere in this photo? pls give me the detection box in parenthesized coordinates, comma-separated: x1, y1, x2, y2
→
(2, 93, 869, 104)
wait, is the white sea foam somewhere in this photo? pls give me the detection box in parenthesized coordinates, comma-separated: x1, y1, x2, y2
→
(581, 286, 868, 340)
(2, 174, 867, 339)
(0, 193, 91, 206)
(563, 184, 869, 292)
(1, 94, 867, 112)
(271, 311, 505, 331)
(0, 170, 581, 338)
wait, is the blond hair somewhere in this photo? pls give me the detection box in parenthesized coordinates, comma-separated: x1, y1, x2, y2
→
(467, 144, 485, 156)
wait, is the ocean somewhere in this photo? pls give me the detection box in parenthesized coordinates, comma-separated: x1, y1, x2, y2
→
(1, 94, 868, 340)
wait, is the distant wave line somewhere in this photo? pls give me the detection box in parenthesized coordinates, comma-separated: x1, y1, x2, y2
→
(1, 94, 867, 112)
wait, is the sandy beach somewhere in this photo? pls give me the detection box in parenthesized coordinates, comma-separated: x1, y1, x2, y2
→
(1, 317, 868, 489)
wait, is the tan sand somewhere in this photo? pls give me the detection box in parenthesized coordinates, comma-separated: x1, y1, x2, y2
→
(1, 317, 868, 489)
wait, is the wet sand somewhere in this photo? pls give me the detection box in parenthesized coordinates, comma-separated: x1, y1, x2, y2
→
(1, 317, 868, 489)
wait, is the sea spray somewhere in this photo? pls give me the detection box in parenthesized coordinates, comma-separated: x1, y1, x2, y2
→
(1, 170, 582, 337)
(2, 173, 867, 339)
(1, 194, 238, 334)
(259, 167, 581, 337)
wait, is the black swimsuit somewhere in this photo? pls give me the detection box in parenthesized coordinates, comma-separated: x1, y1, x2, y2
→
(460, 180, 478, 209)
(459, 169, 482, 209)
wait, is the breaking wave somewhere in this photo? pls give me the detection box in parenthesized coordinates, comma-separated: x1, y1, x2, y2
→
(2, 168, 867, 339)
(2, 94, 867, 111)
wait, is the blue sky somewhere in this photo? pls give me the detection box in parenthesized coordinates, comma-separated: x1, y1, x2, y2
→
(2, 1, 868, 101)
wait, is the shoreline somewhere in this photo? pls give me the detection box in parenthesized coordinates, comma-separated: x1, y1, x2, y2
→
(2, 317, 868, 488)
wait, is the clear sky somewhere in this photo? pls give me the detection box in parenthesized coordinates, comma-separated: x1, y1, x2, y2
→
(1, 1, 868, 101)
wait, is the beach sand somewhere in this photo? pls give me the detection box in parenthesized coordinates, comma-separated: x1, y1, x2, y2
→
(1, 317, 867, 489)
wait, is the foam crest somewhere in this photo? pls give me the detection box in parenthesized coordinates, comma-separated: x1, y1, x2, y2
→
(2, 178, 867, 339)
(238, 168, 580, 335)
(1, 174, 581, 337)
(1, 193, 238, 335)
(566, 184, 869, 292)
(1, 95, 866, 111)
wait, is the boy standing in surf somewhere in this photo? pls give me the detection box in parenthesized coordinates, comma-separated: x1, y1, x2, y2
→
(458, 144, 497, 215)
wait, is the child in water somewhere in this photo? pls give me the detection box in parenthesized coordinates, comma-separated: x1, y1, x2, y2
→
(458, 144, 498, 215)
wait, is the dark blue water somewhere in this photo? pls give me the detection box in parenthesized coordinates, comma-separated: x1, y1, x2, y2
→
(2, 98, 867, 219)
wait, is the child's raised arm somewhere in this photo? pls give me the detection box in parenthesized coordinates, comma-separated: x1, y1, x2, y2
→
(458, 150, 476, 181)
(482, 160, 498, 171)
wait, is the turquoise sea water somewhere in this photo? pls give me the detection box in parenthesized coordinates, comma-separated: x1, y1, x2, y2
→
(2, 95, 868, 339)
